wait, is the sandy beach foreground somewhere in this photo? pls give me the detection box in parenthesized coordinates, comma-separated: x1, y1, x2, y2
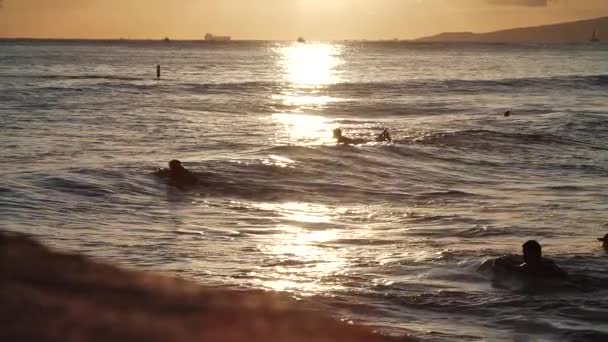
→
(0, 232, 415, 342)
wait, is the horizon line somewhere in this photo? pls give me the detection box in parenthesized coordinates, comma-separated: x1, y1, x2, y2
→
(0, 37, 412, 42)
(0, 15, 606, 43)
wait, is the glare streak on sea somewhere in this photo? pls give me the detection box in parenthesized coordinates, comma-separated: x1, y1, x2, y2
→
(1, 40, 608, 341)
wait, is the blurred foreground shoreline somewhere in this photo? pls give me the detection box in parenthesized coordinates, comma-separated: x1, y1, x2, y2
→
(0, 231, 415, 342)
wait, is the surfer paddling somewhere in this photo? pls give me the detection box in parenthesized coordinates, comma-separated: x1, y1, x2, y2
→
(155, 159, 198, 187)
(333, 128, 392, 145)
(479, 240, 567, 279)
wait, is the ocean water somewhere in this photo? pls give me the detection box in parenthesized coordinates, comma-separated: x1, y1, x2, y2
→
(1, 40, 608, 341)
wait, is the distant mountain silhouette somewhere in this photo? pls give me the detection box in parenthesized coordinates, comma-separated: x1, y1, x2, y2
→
(417, 16, 607, 43)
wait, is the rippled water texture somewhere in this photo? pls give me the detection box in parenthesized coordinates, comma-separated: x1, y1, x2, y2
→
(1, 40, 608, 341)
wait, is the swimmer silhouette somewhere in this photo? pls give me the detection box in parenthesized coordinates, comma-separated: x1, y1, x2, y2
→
(480, 240, 567, 279)
(155, 159, 198, 187)
(598, 233, 608, 252)
(504, 110, 511, 117)
(375, 128, 392, 142)
(333, 128, 392, 145)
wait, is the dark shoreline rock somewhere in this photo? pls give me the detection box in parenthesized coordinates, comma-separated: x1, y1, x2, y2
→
(0, 232, 414, 342)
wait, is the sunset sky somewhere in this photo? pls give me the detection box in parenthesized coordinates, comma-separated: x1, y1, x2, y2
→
(0, 0, 607, 40)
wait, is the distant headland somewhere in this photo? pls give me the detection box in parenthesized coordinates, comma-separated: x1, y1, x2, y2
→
(417, 16, 607, 44)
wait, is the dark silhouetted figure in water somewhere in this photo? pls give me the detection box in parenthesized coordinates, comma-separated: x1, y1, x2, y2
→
(333, 128, 392, 145)
(492, 240, 567, 279)
(504, 110, 511, 117)
(375, 128, 392, 142)
(598, 233, 608, 252)
(155, 159, 198, 187)
(333, 128, 365, 145)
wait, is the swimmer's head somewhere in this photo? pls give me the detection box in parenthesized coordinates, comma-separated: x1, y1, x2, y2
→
(169, 159, 183, 170)
(598, 233, 608, 250)
(522, 240, 542, 264)
(333, 128, 342, 138)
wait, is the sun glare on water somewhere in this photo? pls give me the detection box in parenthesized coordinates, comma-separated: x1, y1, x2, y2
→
(267, 43, 346, 144)
(251, 202, 350, 295)
(268, 43, 344, 144)
(270, 113, 334, 145)
(279, 42, 343, 87)
(255, 46, 351, 295)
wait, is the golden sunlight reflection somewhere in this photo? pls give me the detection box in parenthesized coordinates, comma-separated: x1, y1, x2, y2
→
(252, 202, 350, 295)
(276, 94, 340, 109)
(254, 202, 333, 224)
(271, 113, 335, 145)
(278, 43, 343, 87)
(273, 43, 344, 113)
(261, 155, 296, 168)
(260, 228, 348, 295)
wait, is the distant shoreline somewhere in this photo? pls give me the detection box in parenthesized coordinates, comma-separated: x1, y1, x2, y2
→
(0, 38, 604, 45)
(1, 16, 607, 44)
(417, 16, 607, 44)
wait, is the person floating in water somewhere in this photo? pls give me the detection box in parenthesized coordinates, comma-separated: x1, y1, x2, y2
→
(479, 240, 567, 279)
(375, 128, 392, 142)
(155, 159, 198, 187)
(598, 233, 608, 252)
(333, 128, 392, 145)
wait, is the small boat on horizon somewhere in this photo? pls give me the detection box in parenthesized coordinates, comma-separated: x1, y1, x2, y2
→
(163, 37, 171, 42)
(297, 37, 306, 43)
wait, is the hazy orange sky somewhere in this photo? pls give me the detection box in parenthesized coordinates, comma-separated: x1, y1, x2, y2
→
(0, 0, 607, 40)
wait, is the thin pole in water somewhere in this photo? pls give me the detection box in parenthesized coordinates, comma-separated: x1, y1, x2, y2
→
(156, 65, 161, 79)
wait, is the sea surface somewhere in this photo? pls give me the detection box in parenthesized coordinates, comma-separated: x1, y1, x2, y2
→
(1, 40, 608, 341)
